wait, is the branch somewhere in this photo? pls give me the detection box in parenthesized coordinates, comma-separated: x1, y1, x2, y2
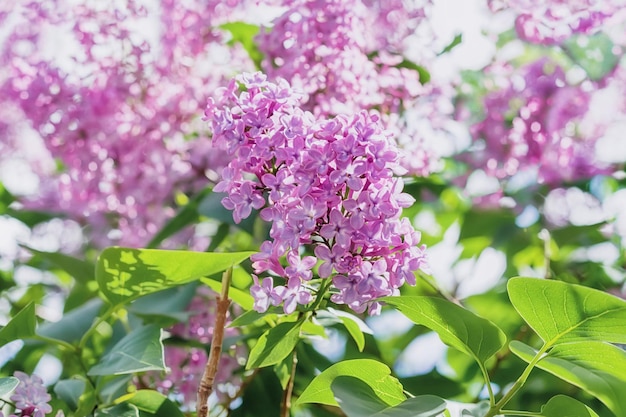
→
(197, 268, 233, 417)
(281, 349, 298, 417)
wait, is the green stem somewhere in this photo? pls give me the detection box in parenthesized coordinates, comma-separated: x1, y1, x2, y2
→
(477, 361, 496, 407)
(484, 344, 550, 417)
(78, 304, 117, 349)
(309, 278, 333, 312)
(499, 410, 540, 416)
(35, 334, 77, 353)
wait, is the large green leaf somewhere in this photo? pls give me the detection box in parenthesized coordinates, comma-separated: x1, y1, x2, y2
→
(22, 245, 94, 284)
(382, 296, 506, 365)
(0, 302, 37, 348)
(88, 325, 165, 376)
(507, 277, 626, 346)
(332, 377, 445, 417)
(510, 341, 626, 416)
(96, 247, 254, 306)
(246, 320, 303, 370)
(0, 377, 19, 397)
(548, 341, 626, 382)
(220, 22, 263, 69)
(115, 389, 184, 417)
(296, 359, 406, 408)
(38, 298, 103, 343)
(540, 395, 599, 417)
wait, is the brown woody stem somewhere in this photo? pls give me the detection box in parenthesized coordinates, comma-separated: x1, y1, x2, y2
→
(197, 267, 233, 417)
(281, 349, 299, 417)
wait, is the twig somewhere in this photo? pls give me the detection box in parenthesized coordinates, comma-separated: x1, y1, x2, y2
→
(197, 268, 233, 417)
(281, 349, 298, 417)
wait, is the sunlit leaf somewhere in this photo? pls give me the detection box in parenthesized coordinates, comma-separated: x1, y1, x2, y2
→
(94, 403, 139, 417)
(540, 395, 599, 417)
(507, 277, 626, 346)
(96, 247, 254, 306)
(296, 359, 406, 408)
(115, 389, 184, 417)
(0, 302, 37, 348)
(510, 341, 626, 416)
(88, 325, 165, 376)
(382, 296, 506, 366)
(246, 320, 302, 370)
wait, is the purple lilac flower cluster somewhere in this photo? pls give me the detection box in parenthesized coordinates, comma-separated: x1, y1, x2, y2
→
(0, 0, 253, 248)
(2, 372, 53, 417)
(489, 0, 626, 44)
(206, 72, 427, 315)
(468, 58, 610, 185)
(147, 288, 245, 408)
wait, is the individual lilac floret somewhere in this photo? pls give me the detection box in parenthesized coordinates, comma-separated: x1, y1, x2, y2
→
(206, 72, 428, 315)
(9, 371, 52, 417)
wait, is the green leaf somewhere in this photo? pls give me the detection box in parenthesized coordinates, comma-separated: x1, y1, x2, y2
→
(396, 59, 431, 83)
(88, 325, 165, 376)
(439, 33, 463, 56)
(0, 182, 15, 214)
(563, 33, 619, 80)
(540, 395, 599, 417)
(510, 341, 626, 416)
(0, 377, 19, 397)
(54, 378, 96, 416)
(22, 245, 94, 284)
(228, 306, 284, 328)
(128, 284, 197, 324)
(0, 302, 37, 348)
(246, 320, 302, 370)
(296, 359, 406, 408)
(96, 247, 254, 306)
(95, 403, 139, 417)
(115, 390, 184, 417)
(220, 22, 263, 69)
(507, 277, 626, 346)
(381, 296, 506, 365)
(331, 377, 445, 417)
(326, 308, 371, 352)
(38, 298, 104, 343)
(548, 341, 626, 382)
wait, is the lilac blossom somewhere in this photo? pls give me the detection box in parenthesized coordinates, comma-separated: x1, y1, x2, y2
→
(7, 371, 52, 417)
(466, 58, 612, 186)
(206, 72, 428, 315)
(489, 0, 626, 44)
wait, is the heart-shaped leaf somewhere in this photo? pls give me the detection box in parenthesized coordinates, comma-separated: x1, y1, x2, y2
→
(382, 296, 506, 366)
(331, 376, 446, 417)
(540, 395, 599, 417)
(507, 277, 626, 347)
(296, 359, 405, 407)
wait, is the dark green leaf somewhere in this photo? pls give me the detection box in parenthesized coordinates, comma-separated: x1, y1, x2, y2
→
(540, 395, 599, 417)
(21, 245, 94, 284)
(246, 320, 302, 369)
(439, 33, 463, 55)
(38, 298, 103, 343)
(228, 306, 284, 328)
(96, 247, 254, 306)
(0, 302, 37, 348)
(331, 377, 445, 417)
(296, 359, 406, 407)
(382, 296, 506, 365)
(88, 325, 165, 376)
(128, 284, 197, 324)
(507, 277, 626, 346)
